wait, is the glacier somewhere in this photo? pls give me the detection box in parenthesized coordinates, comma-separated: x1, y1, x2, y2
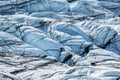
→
(0, 0, 120, 80)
